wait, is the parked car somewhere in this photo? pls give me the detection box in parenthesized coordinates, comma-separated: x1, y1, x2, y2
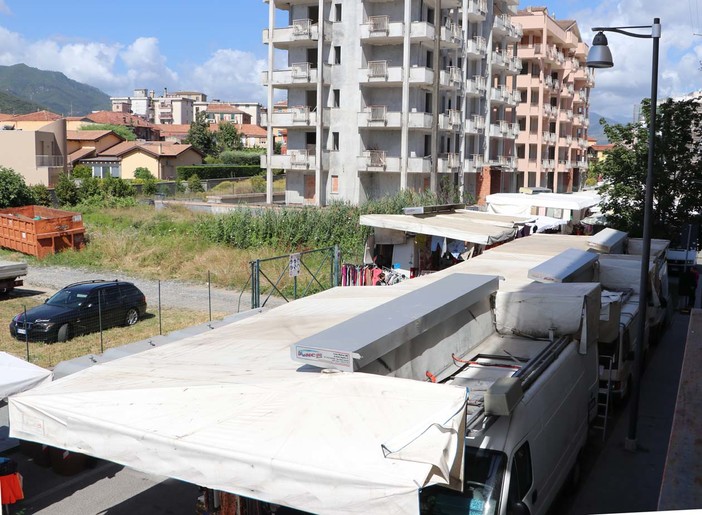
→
(9, 280, 147, 343)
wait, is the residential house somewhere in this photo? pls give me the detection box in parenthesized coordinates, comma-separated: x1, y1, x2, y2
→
(111, 89, 205, 125)
(66, 130, 125, 167)
(79, 141, 203, 180)
(205, 104, 251, 125)
(0, 112, 67, 186)
(77, 111, 161, 141)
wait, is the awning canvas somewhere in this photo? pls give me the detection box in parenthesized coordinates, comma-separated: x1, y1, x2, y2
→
(10, 281, 470, 515)
(0, 352, 52, 399)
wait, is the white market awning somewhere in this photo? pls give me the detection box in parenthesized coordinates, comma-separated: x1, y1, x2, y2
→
(360, 211, 531, 246)
(0, 352, 52, 399)
(10, 280, 474, 515)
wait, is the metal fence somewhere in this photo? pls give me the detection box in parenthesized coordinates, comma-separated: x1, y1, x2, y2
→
(250, 245, 340, 309)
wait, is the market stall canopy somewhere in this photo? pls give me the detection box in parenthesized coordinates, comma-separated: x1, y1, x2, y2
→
(0, 352, 52, 399)
(485, 192, 601, 217)
(10, 274, 476, 515)
(360, 210, 532, 246)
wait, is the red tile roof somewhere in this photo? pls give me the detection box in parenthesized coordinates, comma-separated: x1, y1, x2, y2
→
(85, 111, 153, 127)
(237, 124, 267, 137)
(206, 103, 245, 114)
(3, 110, 62, 122)
(592, 144, 615, 151)
(69, 147, 97, 163)
(67, 130, 117, 141)
(99, 140, 202, 158)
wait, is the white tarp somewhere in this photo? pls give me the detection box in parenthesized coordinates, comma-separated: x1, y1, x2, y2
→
(359, 211, 527, 245)
(0, 352, 52, 399)
(485, 193, 600, 219)
(9, 281, 471, 515)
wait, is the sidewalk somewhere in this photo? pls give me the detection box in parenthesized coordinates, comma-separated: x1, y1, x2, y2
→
(562, 280, 690, 514)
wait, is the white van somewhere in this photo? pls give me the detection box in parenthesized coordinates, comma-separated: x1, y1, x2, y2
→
(419, 283, 600, 515)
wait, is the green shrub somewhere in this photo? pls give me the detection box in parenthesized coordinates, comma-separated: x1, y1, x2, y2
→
(55, 173, 80, 206)
(0, 167, 36, 208)
(187, 174, 204, 193)
(250, 175, 266, 193)
(72, 164, 93, 180)
(134, 167, 155, 181)
(30, 184, 52, 207)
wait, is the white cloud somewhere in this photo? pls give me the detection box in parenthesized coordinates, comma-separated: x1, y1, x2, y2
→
(0, 1, 10, 15)
(120, 37, 178, 88)
(185, 49, 268, 103)
(572, 1, 702, 120)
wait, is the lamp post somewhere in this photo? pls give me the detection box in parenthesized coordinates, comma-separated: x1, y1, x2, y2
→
(587, 18, 661, 451)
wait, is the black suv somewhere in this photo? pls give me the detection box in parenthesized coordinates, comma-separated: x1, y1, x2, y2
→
(10, 280, 147, 343)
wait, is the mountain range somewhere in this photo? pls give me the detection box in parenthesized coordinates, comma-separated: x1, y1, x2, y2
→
(0, 63, 110, 116)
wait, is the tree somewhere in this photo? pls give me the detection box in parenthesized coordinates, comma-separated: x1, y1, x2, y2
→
(80, 123, 137, 141)
(216, 122, 243, 153)
(0, 167, 35, 208)
(55, 172, 80, 206)
(187, 174, 204, 193)
(186, 112, 217, 157)
(72, 164, 93, 180)
(597, 97, 702, 238)
(30, 184, 52, 207)
(134, 167, 155, 180)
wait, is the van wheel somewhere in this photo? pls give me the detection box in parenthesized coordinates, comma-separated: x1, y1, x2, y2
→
(57, 323, 72, 343)
(124, 308, 139, 326)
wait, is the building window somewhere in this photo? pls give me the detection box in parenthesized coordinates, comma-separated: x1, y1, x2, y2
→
(331, 175, 339, 193)
(531, 63, 540, 77)
(333, 89, 340, 108)
(517, 144, 525, 159)
(332, 132, 339, 151)
(520, 90, 528, 103)
(530, 91, 539, 105)
(334, 46, 341, 65)
(334, 3, 342, 22)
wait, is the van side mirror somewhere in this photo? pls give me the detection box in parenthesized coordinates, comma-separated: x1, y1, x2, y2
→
(511, 501, 531, 515)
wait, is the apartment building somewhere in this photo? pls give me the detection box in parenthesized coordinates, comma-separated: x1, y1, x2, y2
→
(111, 89, 202, 125)
(513, 7, 593, 193)
(262, 0, 522, 206)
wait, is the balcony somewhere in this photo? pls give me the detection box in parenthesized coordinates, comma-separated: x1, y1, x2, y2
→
(465, 0, 487, 21)
(263, 106, 329, 127)
(573, 114, 584, 126)
(438, 109, 462, 130)
(465, 154, 485, 173)
(438, 153, 461, 173)
(542, 104, 555, 118)
(493, 14, 523, 41)
(562, 83, 575, 96)
(262, 63, 330, 88)
(578, 138, 588, 149)
(359, 61, 434, 87)
(465, 75, 487, 97)
(465, 115, 485, 134)
(496, 155, 517, 169)
(439, 66, 463, 89)
(559, 109, 574, 123)
(36, 155, 64, 167)
(262, 19, 326, 49)
(356, 152, 432, 173)
(466, 36, 487, 59)
(541, 159, 555, 170)
(263, 149, 330, 170)
(440, 20, 463, 49)
(558, 160, 573, 171)
(357, 106, 434, 129)
(542, 131, 557, 145)
(576, 159, 589, 169)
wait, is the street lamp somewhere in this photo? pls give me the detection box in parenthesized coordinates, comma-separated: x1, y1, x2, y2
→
(586, 18, 661, 451)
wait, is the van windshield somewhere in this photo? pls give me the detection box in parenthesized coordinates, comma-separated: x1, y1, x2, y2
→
(419, 447, 506, 515)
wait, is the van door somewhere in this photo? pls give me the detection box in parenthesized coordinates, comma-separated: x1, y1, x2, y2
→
(506, 442, 534, 515)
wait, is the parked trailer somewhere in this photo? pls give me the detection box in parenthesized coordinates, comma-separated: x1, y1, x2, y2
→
(0, 260, 27, 293)
(0, 205, 85, 259)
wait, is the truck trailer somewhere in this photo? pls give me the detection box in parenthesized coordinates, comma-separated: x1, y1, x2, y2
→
(0, 260, 27, 293)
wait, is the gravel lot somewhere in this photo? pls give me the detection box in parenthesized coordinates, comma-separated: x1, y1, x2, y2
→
(19, 264, 285, 314)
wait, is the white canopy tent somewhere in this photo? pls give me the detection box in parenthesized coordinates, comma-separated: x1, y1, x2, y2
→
(0, 352, 52, 399)
(10, 275, 477, 515)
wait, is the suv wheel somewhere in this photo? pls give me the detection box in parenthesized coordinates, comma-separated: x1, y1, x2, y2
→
(125, 308, 139, 326)
(57, 323, 72, 343)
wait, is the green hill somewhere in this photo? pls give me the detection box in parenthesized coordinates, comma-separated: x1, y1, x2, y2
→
(0, 89, 47, 115)
(0, 63, 110, 116)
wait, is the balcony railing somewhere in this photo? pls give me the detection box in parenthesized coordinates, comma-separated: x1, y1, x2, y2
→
(368, 60, 387, 78)
(466, 36, 487, 57)
(448, 109, 462, 126)
(290, 149, 310, 167)
(369, 150, 386, 167)
(36, 155, 64, 167)
(368, 15, 389, 33)
(293, 18, 312, 36)
(447, 153, 460, 169)
(465, 0, 487, 18)
(369, 105, 387, 122)
(292, 106, 310, 123)
(292, 62, 311, 79)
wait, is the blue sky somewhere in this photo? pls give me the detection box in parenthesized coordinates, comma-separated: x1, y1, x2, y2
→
(0, 0, 700, 121)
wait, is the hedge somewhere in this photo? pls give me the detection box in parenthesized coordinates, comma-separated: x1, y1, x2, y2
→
(176, 165, 262, 180)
